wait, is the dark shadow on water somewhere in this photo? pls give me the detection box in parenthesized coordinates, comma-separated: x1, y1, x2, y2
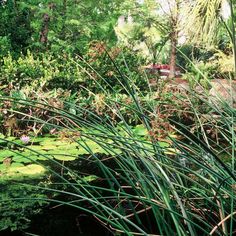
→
(1, 205, 113, 236)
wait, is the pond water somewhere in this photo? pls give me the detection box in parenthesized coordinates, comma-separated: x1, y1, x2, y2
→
(0, 125, 232, 235)
(0, 125, 159, 234)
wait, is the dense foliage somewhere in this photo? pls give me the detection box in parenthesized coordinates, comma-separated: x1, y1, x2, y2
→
(0, 0, 236, 235)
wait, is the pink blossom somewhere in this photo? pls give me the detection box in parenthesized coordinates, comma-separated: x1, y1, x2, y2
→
(20, 135, 30, 144)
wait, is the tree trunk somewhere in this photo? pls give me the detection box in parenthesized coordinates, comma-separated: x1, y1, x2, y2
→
(168, 0, 180, 80)
(40, 13, 50, 45)
(168, 29, 177, 79)
(61, 0, 67, 39)
(39, 3, 55, 47)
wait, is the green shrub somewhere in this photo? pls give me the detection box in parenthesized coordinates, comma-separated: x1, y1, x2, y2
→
(0, 51, 84, 91)
(0, 36, 12, 57)
(83, 41, 148, 93)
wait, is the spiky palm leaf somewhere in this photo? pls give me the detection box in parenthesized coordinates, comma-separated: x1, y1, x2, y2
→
(185, 0, 226, 45)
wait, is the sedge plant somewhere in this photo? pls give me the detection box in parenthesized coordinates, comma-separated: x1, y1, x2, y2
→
(0, 50, 236, 236)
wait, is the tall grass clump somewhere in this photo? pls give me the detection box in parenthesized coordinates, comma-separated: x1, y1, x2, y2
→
(1, 55, 236, 235)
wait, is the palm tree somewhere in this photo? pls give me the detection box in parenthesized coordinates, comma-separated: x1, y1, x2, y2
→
(184, 0, 236, 78)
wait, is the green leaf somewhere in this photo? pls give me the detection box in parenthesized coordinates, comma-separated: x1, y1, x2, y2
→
(41, 144, 57, 150)
(6, 137, 16, 141)
(31, 137, 56, 143)
(0, 150, 14, 161)
(133, 124, 148, 136)
(29, 145, 45, 151)
(12, 155, 32, 163)
(7, 164, 45, 175)
(9, 163, 25, 167)
(52, 154, 76, 161)
(77, 148, 90, 155)
(158, 141, 170, 148)
(56, 143, 78, 149)
(0, 164, 46, 181)
(81, 175, 98, 182)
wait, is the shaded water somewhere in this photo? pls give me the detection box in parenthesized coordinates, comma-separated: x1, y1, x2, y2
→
(1, 205, 112, 236)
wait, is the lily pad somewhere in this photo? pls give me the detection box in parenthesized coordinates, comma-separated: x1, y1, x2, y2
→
(41, 144, 57, 150)
(77, 147, 90, 155)
(83, 140, 101, 150)
(51, 154, 76, 161)
(36, 154, 50, 161)
(7, 164, 45, 175)
(12, 155, 33, 163)
(9, 162, 25, 168)
(56, 143, 78, 149)
(6, 137, 16, 141)
(40, 140, 64, 146)
(32, 137, 56, 143)
(0, 150, 14, 161)
(0, 164, 46, 181)
(29, 145, 45, 151)
(21, 148, 50, 160)
(0, 162, 25, 171)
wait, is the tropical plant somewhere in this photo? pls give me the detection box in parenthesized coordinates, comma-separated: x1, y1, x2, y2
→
(184, 0, 236, 77)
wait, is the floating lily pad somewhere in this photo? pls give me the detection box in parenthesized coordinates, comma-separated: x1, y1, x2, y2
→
(83, 140, 102, 150)
(36, 154, 50, 160)
(94, 147, 111, 155)
(0, 162, 25, 172)
(32, 137, 56, 143)
(21, 150, 49, 161)
(0, 164, 46, 181)
(66, 149, 80, 155)
(51, 154, 76, 161)
(77, 147, 90, 155)
(56, 143, 78, 149)
(29, 145, 45, 151)
(112, 148, 123, 155)
(9, 162, 25, 168)
(47, 148, 78, 155)
(41, 144, 57, 150)
(0, 150, 14, 161)
(7, 164, 45, 175)
(40, 140, 63, 146)
(12, 155, 33, 163)
(6, 137, 16, 141)
(47, 148, 78, 160)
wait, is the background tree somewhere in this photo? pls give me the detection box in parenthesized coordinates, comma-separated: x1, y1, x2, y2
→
(0, 0, 32, 56)
(115, 0, 186, 79)
(0, 0, 123, 56)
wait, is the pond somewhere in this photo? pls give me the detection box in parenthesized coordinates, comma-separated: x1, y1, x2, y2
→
(1, 124, 233, 235)
(0, 124, 174, 235)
